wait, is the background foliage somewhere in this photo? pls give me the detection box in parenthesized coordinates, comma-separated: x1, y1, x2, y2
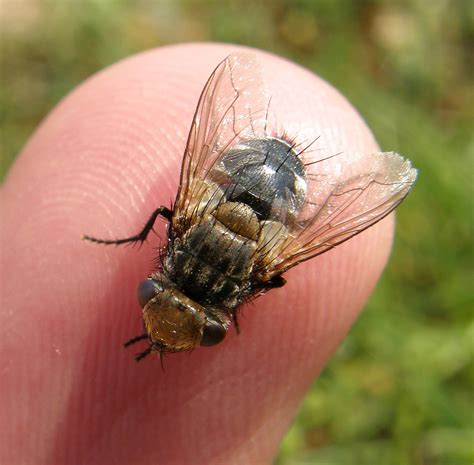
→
(1, 1, 472, 464)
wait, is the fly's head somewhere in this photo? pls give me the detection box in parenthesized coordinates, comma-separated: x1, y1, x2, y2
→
(137, 278, 229, 353)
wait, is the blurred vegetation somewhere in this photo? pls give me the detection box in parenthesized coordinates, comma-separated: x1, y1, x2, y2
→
(1, 0, 472, 464)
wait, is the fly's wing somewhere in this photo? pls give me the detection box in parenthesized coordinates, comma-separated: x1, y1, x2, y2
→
(255, 150, 417, 280)
(173, 52, 269, 233)
(171, 52, 417, 280)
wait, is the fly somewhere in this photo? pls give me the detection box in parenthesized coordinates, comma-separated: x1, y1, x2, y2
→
(84, 53, 417, 361)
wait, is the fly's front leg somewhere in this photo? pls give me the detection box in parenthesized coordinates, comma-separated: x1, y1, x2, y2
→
(231, 312, 240, 334)
(83, 206, 173, 246)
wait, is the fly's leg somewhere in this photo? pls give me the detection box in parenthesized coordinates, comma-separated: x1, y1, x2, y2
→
(83, 206, 173, 246)
(124, 333, 148, 347)
(254, 275, 287, 292)
(231, 276, 286, 335)
(266, 275, 286, 288)
(135, 347, 153, 362)
(124, 333, 153, 362)
(232, 312, 240, 334)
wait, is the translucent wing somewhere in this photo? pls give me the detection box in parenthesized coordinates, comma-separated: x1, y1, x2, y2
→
(173, 52, 269, 233)
(171, 51, 417, 283)
(255, 150, 417, 280)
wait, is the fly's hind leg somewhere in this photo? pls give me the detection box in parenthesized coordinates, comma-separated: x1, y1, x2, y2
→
(83, 206, 173, 246)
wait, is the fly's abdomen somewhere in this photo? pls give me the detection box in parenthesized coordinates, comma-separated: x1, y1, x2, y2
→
(215, 137, 307, 223)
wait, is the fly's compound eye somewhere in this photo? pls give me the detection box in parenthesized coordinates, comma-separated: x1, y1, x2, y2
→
(200, 319, 227, 346)
(137, 279, 159, 307)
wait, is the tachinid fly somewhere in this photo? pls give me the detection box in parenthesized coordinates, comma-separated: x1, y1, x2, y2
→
(84, 53, 417, 361)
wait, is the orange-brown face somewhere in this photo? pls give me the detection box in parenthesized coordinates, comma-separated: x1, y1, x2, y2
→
(138, 278, 229, 353)
(143, 289, 205, 352)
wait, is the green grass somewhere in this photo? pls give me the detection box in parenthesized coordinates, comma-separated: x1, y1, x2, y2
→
(1, 1, 472, 464)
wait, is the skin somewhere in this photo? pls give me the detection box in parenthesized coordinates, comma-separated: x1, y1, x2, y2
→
(1, 44, 394, 465)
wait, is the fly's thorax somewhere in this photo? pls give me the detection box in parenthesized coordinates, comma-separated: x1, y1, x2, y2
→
(213, 202, 260, 240)
(137, 277, 229, 352)
(213, 202, 291, 276)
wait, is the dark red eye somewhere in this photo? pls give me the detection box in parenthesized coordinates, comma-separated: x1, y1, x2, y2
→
(137, 279, 157, 307)
(200, 320, 226, 346)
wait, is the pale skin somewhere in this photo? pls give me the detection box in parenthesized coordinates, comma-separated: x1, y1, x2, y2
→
(1, 44, 394, 465)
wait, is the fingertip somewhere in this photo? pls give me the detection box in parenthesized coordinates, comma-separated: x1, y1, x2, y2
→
(2, 43, 396, 465)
